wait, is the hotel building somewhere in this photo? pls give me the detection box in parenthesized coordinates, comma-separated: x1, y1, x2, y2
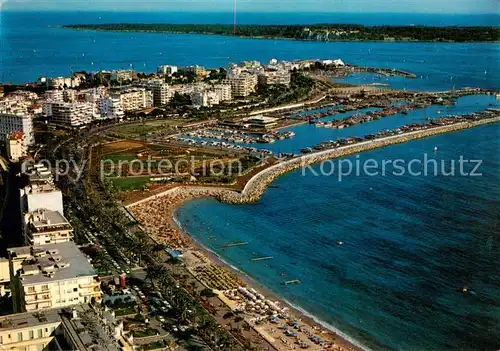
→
(24, 209, 73, 246)
(9, 242, 102, 313)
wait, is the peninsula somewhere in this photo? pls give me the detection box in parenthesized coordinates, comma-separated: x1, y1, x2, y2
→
(64, 23, 500, 42)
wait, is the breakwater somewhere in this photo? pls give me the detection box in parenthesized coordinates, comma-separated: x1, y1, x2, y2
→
(218, 116, 499, 204)
(127, 115, 499, 210)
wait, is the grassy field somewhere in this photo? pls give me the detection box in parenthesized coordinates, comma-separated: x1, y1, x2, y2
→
(110, 176, 152, 191)
(107, 119, 184, 138)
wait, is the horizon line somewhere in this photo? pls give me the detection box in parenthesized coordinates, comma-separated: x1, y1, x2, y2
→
(1, 9, 499, 15)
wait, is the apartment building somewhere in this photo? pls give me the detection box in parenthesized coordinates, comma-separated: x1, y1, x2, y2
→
(227, 73, 258, 97)
(7, 131, 28, 161)
(20, 163, 64, 215)
(212, 84, 232, 101)
(24, 209, 73, 246)
(113, 88, 153, 112)
(157, 64, 178, 76)
(99, 96, 124, 120)
(178, 65, 206, 77)
(110, 70, 136, 83)
(46, 101, 94, 127)
(9, 242, 102, 313)
(191, 90, 220, 108)
(258, 70, 292, 86)
(0, 258, 9, 297)
(49, 77, 82, 89)
(0, 304, 134, 351)
(135, 80, 170, 106)
(0, 308, 62, 350)
(0, 113, 34, 145)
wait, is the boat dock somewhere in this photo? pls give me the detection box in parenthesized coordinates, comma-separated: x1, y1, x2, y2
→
(283, 279, 301, 286)
(251, 256, 274, 262)
(221, 241, 249, 248)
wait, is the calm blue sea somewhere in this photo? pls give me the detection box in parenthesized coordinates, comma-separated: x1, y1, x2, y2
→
(1, 11, 499, 90)
(2, 10, 499, 350)
(177, 122, 500, 350)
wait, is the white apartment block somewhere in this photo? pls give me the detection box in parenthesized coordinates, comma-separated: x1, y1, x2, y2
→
(191, 90, 220, 108)
(113, 88, 153, 112)
(24, 209, 73, 246)
(258, 70, 292, 86)
(157, 64, 178, 75)
(9, 242, 102, 313)
(44, 90, 64, 102)
(20, 163, 64, 215)
(0, 113, 35, 145)
(46, 101, 93, 126)
(99, 97, 124, 120)
(212, 84, 232, 101)
(135, 80, 170, 106)
(227, 73, 258, 97)
(0, 309, 62, 350)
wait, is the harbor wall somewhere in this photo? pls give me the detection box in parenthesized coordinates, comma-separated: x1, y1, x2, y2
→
(127, 116, 499, 208)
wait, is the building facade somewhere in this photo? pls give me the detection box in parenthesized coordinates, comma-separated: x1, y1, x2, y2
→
(0, 113, 34, 145)
(9, 242, 102, 313)
(24, 209, 73, 246)
(227, 73, 258, 97)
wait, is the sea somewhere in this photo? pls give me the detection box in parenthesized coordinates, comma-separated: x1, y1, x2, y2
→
(1, 10, 499, 350)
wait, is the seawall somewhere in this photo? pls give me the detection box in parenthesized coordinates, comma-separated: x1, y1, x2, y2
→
(127, 116, 499, 209)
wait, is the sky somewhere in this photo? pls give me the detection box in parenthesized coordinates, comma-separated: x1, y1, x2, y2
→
(0, 0, 498, 14)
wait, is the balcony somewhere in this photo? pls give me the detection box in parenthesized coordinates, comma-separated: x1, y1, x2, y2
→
(78, 280, 100, 289)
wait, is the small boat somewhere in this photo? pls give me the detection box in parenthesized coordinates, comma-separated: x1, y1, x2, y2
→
(336, 241, 344, 245)
(433, 146, 438, 151)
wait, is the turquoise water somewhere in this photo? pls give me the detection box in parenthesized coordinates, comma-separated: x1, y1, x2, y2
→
(177, 123, 500, 350)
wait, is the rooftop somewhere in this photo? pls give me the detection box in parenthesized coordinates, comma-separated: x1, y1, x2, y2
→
(243, 115, 279, 123)
(10, 242, 97, 285)
(27, 209, 73, 233)
(0, 308, 61, 333)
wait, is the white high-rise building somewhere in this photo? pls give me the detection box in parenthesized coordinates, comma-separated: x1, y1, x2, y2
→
(157, 64, 178, 76)
(0, 113, 35, 145)
(46, 101, 93, 126)
(191, 90, 220, 108)
(212, 84, 232, 101)
(227, 73, 258, 97)
(113, 88, 153, 112)
(20, 163, 64, 216)
(135, 80, 170, 106)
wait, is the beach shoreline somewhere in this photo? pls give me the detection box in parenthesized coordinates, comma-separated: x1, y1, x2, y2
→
(170, 204, 371, 351)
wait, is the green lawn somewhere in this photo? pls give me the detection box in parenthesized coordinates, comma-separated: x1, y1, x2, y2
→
(110, 176, 151, 190)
